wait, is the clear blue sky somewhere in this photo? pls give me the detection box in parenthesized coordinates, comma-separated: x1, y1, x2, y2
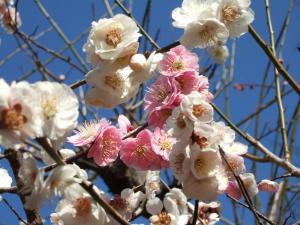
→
(0, 0, 299, 224)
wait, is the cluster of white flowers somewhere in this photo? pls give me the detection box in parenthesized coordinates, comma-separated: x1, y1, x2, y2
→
(83, 14, 163, 109)
(167, 91, 249, 202)
(172, 0, 254, 63)
(0, 0, 21, 33)
(0, 79, 79, 149)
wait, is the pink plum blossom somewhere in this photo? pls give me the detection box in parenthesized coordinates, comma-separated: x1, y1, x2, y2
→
(68, 119, 109, 146)
(226, 181, 242, 200)
(118, 115, 134, 136)
(144, 76, 181, 112)
(148, 107, 173, 128)
(151, 127, 177, 161)
(87, 123, 122, 167)
(159, 45, 199, 77)
(120, 129, 167, 170)
(174, 71, 201, 95)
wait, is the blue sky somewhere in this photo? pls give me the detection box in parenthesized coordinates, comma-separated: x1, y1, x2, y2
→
(0, 0, 299, 224)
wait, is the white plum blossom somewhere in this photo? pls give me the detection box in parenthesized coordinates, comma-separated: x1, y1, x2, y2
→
(146, 197, 164, 215)
(148, 188, 190, 225)
(18, 153, 39, 193)
(0, 168, 12, 188)
(182, 171, 228, 202)
(172, 0, 219, 29)
(85, 66, 140, 108)
(181, 91, 214, 123)
(41, 148, 76, 165)
(211, 121, 235, 148)
(169, 144, 190, 183)
(0, 79, 42, 148)
(163, 188, 189, 217)
(189, 145, 223, 180)
(197, 201, 220, 225)
(42, 164, 87, 199)
(181, 18, 229, 49)
(130, 51, 164, 83)
(83, 14, 141, 63)
(223, 141, 248, 155)
(217, 0, 254, 37)
(240, 173, 258, 198)
(258, 180, 280, 193)
(166, 106, 194, 142)
(51, 187, 108, 225)
(33, 81, 79, 140)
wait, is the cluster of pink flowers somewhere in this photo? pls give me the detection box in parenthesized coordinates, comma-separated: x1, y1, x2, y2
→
(68, 115, 177, 171)
(68, 45, 279, 204)
(145, 45, 213, 128)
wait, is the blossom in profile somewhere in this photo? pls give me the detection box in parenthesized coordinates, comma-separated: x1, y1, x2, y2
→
(120, 129, 163, 170)
(41, 148, 76, 165)
(217, 0, 255, 37)
(226, 181, 242, 200)
(159, 45, 199, 77)
(208, 44, 229, 64)
(1, 7, 21, 34)
(0, 168, 12, 188)
(258, 180, 280, 193)
(151, 127, 177, 161)
(83, 14, 141, 63)
(0, 79, 42, 148)
(85, 66, 140, 108)
(87, 123, 122, 167)
(197, 201, 221, 225)
(18, 153, 38, 193)
(68, 120, 109, 147)
(169, 144, 190, 183)
(33, 81, 79, 140)
(117, 115, 134, 136)
(42, 164, 87, 199)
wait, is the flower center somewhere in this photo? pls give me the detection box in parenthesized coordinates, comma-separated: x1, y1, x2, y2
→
(43, 98, 58, 119)
(157, 89, 169, 102)
(0, 104, 27, 129)
(105, 28, 122, 47)
(192, 104, 207, 118)
(222, 5, 241, 22)
(199, 24, 216, 44)
(160, 139, 172, 151)
(73, 196, 92, 217)
(105, 74, 123, 90)
(136, 145, 147, 156)
(153, 212, 171, 225)
(110, 194, 129, 213)
(194, 156, 206, 172)
(176, 113, 186, 129)
(172, 60, 184, 71)
(195, 136, 208, 148)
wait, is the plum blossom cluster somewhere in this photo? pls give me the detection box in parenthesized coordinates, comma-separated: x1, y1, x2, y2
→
(0, 0, 21, 33)
(0, 79, 79, 149)
(83, 14, 163, 108)
(172, 0, 254, 63)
